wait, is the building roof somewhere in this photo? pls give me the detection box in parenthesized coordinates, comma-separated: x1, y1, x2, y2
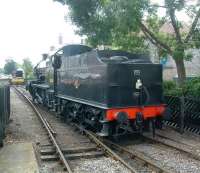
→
(159, 21, 189, 35)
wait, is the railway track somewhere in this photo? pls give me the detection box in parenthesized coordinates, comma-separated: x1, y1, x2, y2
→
(14, 86, 73, 172)
(38, 108, 172, 173)
(13, 86, 138, 172)
(142, 132, 200, 162)
(102, 138, 171, 173)
(14, 86, 200, 173)
(18, 84, 200, 162)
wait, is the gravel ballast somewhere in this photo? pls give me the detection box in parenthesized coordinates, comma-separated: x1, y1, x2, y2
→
(128, 143, 200, 173)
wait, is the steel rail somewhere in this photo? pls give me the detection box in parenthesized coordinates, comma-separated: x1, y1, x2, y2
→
(73, 124, 139, 173)
(44, 118, 57, 136)
(15, 86, 138, 173)
(142, 134, 200, 162)
(14, 86, 169, 173)
(13, 86, 73, 173)
(102, 139, 171, 173)
(39, 110, 139, 173)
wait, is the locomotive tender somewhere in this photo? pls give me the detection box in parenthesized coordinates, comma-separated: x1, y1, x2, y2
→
(28, 44, 165, 137)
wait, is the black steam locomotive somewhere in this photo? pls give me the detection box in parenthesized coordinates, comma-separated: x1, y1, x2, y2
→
(28, 44, 165, 137)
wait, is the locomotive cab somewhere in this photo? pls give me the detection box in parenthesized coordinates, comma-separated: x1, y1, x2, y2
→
(28, 54, 54, 107)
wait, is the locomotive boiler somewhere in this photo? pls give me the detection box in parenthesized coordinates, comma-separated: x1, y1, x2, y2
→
(28, 44, 165, 137)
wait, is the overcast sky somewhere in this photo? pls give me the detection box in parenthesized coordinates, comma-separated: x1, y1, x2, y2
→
(0, 0, 197, 68)
(0, 0, 81, 67)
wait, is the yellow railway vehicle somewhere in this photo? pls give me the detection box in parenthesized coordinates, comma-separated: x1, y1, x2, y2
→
(11, 69, 25, 85)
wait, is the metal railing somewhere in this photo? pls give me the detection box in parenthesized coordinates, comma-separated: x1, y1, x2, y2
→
(164, 95, 200, 134)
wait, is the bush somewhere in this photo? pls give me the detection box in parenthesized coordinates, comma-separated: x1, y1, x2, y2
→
(182, 77, 200, 98)
(163, 77, 200, 98)
(163, 81, 183, 96)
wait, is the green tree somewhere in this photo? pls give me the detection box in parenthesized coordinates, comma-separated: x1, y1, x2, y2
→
(4, 59, 17, 75)
(22, 58, 33, 79)
(0, 68, 4, 74)
(55, 0, 200, 85)
(56, 0, 147, 52)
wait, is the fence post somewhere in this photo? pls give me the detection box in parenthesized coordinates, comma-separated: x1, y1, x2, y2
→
(179, 96, 185, 134)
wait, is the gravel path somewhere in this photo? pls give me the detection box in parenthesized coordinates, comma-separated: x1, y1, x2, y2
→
(5, 88, 47, 144)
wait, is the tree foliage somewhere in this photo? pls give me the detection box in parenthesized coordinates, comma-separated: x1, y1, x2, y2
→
(0, 68, 4, 74)
(22, 58, 33, 79)
(164, 78, 200, 98)
(56, 0, 149, 51)
(55, 0, 200, 85)
(4, 59, 17, 75)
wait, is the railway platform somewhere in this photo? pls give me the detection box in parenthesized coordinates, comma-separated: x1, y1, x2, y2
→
(0, 142, 39, 173)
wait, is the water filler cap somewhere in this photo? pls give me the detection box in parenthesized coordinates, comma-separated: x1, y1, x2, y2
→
(136, 79, 142, 89)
